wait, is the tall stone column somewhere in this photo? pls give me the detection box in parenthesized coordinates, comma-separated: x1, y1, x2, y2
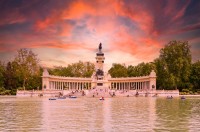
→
(42, 68, 49, 90)
(149, 70, 156, 90)
(61, 82, 63, 90)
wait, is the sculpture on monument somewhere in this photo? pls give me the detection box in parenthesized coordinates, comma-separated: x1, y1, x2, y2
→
(96, 43, 104, 77)
(96, 69, 104, 76)
(99, 43, 102, 52)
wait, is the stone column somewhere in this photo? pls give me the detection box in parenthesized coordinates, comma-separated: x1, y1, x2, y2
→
(149, 70, 156, 90)
(141, 82, 143, 90)
(52, 81, 54, 89)
(58, 82, 59, 90)
(136, 82, 138, 90)
(49, 81, 51, 89)
(139, 82, 141, 90)
(58, 81, 60, 90)
(138, 82, 140, 90)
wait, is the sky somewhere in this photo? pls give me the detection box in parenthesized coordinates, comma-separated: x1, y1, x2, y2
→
(0, 0, 200, 71)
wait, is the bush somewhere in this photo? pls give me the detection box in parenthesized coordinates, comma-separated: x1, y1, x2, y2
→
(197, 90, 200, 94)
(17, 87, 24, 90)
(0, 87, 5, 95)
(4, 90, 11, 95)
(0, 88, 11, 95)
(180, 92, 187, 95)
(11, 89, 17, 95)
(189, 91, 193, 94)
(182, 89, 189, 93)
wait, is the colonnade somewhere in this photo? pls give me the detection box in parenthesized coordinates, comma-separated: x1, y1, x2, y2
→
(110, 81, 150, 91)
(47, 80, 150, 91)
(49, 81, 92, 91)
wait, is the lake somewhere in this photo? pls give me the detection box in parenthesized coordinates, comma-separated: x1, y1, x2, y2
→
(0, 96, 200, 132)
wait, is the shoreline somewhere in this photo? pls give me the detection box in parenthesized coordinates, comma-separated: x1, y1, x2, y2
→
(1, 94, 200, 98)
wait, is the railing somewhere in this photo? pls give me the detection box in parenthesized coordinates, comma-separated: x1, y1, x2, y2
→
(16, 89, 64, 96)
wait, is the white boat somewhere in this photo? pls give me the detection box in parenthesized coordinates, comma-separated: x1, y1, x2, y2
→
(69, 95, 77, 98)
(49, 98, 56, 100)
(99, 97, 104, 100)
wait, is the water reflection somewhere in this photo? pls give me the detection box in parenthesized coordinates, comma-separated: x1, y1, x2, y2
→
(0, 97, 42, 131)
(109, 97, 156, 132)
(1, 96, 200, 131)
(154, 98, 192, 131)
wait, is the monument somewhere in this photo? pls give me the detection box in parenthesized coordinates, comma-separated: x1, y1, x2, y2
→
(39, 43, 156, 96)
(92, 43, 106, 86)
(17, 43, 179, 97)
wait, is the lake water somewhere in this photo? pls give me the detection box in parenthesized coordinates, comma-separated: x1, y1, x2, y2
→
(0, 96, 200, 132)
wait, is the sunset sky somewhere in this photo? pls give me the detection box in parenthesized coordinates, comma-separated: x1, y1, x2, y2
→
(0, 0, 200, 71)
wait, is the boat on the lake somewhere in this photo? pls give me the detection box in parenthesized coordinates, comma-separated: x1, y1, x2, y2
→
(166, 96, 173, 99)
(181, 96, 186, 100)
(49, 98, 56, 100)
(69, 95, 77, 98)
(99, 97, 104, 100)
(57, 96, 66, 99)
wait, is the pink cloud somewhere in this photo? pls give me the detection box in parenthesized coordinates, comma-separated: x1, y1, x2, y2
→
(1, 0, 199, 65)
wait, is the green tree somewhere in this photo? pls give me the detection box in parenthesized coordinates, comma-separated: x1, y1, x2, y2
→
(49, 66, 69, 76)
(14, 49, 40, 90)
(155, 40, 192, 90)
(4, 61, 18, 93)
(0, 61, 5, 88)
(83, 62, 95, 77)
(50, 61, 95, 77)
(190, 61, 200, 91)
(26, 67, 43, 90)
(69, 61, 85, 77)
(108, 63, 128, 77)
(127, 62, 155, 77)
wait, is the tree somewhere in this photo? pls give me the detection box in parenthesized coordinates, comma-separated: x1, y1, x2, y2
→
(49, 66, 71, 76)
(190, 61, 200, 91)
(108, 63, 128, 77)
(14, 49, 40, 90)
(4, 62, 17, 91)
(156, 40, 192, 90)
(83, 62, 95, 77)
(0, 61, 5, 88)
(50, 61, 95, 77)
(27, 67, 43, 90)
(127, 62, 155, 77)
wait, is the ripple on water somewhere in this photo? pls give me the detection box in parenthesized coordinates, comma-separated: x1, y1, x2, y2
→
(1, 96, 200, 131)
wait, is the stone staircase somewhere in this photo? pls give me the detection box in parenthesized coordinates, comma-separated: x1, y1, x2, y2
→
(64, 90, 85, 97)
(86, 86, 113, 98)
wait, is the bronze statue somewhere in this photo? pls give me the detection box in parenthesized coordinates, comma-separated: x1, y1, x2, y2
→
(99, 43, 102, 51)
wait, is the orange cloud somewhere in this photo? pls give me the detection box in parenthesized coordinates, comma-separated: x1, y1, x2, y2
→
(1, 0, 199, 65)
